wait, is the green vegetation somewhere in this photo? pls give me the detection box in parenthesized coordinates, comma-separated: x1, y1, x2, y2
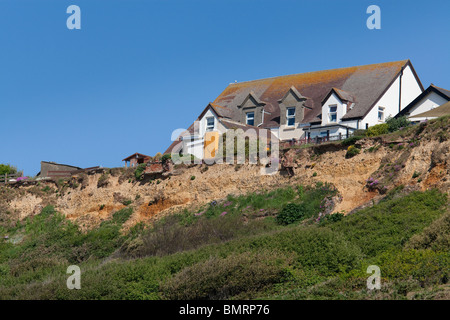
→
(0, 164, 17, 176)
(0, 185, 447, 300)
(341, 136, 364, 147)
(345, 145, 360, 158)
(386, 116, 411, 132)
(366, 123, 389, 137)
(134, 163, 147, 180)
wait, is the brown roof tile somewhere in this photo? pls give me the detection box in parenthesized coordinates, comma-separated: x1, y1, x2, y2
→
(213, 60, 414, 125)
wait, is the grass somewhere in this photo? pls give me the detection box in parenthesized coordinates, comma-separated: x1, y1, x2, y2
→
(0, 186, 447, 300)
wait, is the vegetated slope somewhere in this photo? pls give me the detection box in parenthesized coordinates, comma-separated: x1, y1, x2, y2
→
(0, 185, 448, 300)
(1, 116, 449, 231)
(0, 116, 448, 300)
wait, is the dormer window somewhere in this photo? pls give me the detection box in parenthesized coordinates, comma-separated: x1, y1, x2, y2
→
(246, 112, 255, 126)
(378, 106, 385, 121)
(328, 105, 337, 123)
(286, 107, 295, 126)
(206, 116, 215, 131)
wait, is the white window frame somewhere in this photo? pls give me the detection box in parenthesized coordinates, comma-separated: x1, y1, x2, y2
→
(286, 107, 296, 127)
(206, 116, 215, 131)
(246, 112, 255, 126)
(328, 105, 337, 123)
(378, 106, 385, 122)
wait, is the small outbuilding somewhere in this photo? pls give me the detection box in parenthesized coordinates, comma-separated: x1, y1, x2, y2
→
(122, 153, 151, 168)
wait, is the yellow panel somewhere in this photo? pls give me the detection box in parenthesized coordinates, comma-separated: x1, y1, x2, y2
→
(204, 132, 219, 159)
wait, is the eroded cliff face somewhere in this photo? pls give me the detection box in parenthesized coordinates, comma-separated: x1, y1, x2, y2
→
(2, 120, 449, 230)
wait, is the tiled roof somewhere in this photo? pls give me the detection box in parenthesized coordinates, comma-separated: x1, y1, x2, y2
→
(213, 60, 417, 125)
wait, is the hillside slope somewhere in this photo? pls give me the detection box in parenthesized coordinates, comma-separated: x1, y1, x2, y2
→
(1, 116, 449, 230)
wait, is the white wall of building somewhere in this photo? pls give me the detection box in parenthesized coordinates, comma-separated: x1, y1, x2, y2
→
(321, 92, 345, 127)
(407, 91, 448, 121)
(362, 65, 423, 127)
(279, 124, 305, 140)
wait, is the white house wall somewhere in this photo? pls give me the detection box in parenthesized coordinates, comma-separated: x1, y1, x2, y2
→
(279, 124, 305, 140)
(199, 109, 227, 137)
(321, 93, 344, 127)
(407, 91, 448, 121)
(362, 65, 422, 127)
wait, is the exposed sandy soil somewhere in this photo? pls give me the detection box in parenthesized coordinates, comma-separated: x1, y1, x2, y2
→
(2, 125, 449, 230)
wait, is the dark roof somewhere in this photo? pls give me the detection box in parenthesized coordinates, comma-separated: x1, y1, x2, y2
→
(212, 60, 419, 125)
(396, 84, 450, 118)
(40, 161, 81, 170)
(409, 101, 450, 118)
(122, 153, 151, 161)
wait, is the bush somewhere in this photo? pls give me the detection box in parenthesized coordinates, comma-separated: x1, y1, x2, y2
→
(341, 136, 364, 147)
(375, 249, 449, 287)
(406, 212, 450, 251)
(345, 145, 360, 158)
(386, 116, 411, 132)
(97, 173, 110, 188)
(276, 203, 311, 225)
(0, 164, 17, 176)
(160, 250, 294, 299)
(327, 189, 447, 257)
(366, 123, 389, 137)
(134, 163, 146, 180)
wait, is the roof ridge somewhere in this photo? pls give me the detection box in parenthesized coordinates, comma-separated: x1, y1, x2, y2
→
(228, 60, 409, 86)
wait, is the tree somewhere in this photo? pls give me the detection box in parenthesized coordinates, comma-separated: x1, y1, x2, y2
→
(0, 164, 17, 176)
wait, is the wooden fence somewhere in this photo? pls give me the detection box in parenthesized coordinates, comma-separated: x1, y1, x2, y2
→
(0, 172, 23, 184)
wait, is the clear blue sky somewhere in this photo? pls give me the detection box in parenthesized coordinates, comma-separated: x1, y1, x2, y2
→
(1, 0, 449, 176)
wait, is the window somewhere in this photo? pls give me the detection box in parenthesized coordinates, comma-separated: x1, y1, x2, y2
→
(246, 112, 255, 126)
(328, 105, 337, 122)
(320, 131, 328, 137)
(286, 107, 295, 126)
(378, 106, 384, 121)
(206, 117, 215, 131)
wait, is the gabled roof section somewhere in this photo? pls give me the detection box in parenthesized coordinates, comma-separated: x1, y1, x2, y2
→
(198, 103, 233, 120)
(396, 84, 450, 118)
(238, 91, 267, 108)
(409, 101, 450, 118)
(321, 87, 356, 105)
(213, 60, 414, 126)
(278, 86, 309, 104)
(122, 153, 151, 162)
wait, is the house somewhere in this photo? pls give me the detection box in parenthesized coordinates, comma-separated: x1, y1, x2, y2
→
(408, 101, 450, 120)
(122, 153, 151, 168)
(396, 84, 450, 122)
(165, 60, 424, 158)
(37, 161, 82, 178)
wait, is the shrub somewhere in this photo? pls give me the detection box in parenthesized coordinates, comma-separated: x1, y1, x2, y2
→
(327, 189, 447, 257)
(160, 250, 294, 300)
(366, 123, 389, 137)
(0, 164, 17, 176)
(276, 203, 311, 225)
(161, 154, 171, 163)
(406, 212, 450, 251)
(386, 116, 411, 132)
(375, 249, 449, 287)
(97, 173, 110, 188)
(134, 163, 146, 180)
(153, 152, 163, 161)
(190, 175, 195, 181)
(341, 136, 364, 147)
(345, 145, 360, 158)
(412, 171, 421, 179)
